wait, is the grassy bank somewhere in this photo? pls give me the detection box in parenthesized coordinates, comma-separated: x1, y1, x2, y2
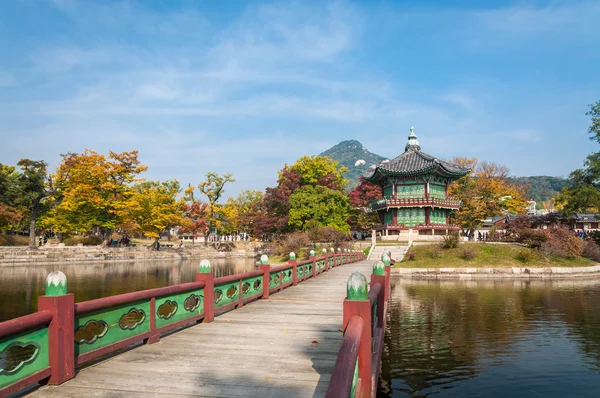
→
(397, 243, 597, 268)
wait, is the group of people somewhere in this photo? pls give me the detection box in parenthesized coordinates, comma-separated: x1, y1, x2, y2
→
(208, 232, 249, 242)
(107, 234, 131, 247)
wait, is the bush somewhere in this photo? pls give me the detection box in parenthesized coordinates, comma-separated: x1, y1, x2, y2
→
(271, 232, 310, 257)
(429, 245, 442, 259)
(515, 249, 535, 263)
(0, 234, 29, 246)
(582, 240, 600, 262)
(404, 247, 417, 261)
(507, 227, 547, 248)
(482, 245, 497, 256)
(441, 232, 460, 249)
(63, 236, 102, 246)
(461, 247, 475, 260)
(543, 226, 582, 258)
(306, 226, 351, 248)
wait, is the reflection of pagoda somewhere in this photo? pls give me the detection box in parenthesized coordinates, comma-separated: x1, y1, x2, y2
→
(363, 127, 469, 240)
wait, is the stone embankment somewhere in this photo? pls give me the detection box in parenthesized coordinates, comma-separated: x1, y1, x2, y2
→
(392, 265, 600, 279)
(0, 241, 266, 265)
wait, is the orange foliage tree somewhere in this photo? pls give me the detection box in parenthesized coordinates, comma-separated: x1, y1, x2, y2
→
(449, 157, 528, 236)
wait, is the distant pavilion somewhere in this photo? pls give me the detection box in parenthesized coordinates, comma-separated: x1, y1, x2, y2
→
(363, 127, 470, 240)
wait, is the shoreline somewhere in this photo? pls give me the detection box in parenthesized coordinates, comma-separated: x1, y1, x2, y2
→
(392, 264, 600, 278)
(0, 245, 263, 266)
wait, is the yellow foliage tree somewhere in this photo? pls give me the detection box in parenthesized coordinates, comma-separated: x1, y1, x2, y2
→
(449, 158, 528, 236)
(121, 180, 187, 240)
(43, 150, 147, 242)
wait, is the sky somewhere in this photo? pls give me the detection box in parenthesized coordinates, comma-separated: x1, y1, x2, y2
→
(1, 0, 599, 197)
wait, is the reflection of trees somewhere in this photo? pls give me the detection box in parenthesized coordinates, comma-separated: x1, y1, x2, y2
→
(379, 278, 600, 397)
(0, 257, 257, 322)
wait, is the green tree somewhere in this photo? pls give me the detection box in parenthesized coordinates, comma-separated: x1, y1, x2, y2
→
(0, 164, 24, 231)
(555, 101, 600, 215)
(186, 172, 235, 241)
(288, 185, 350, 232)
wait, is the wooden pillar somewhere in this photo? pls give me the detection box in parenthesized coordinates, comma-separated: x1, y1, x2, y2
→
(343, 272, 372, 398)
(196, 259, 215, 323)
(290, 252, 298, 286)
(258, 255, 271, 299)
(38, 271, 75, 385)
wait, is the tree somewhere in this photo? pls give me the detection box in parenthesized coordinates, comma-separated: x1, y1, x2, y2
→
(288, 185, 350, 232)
(186, 172, 235, 242)
(449, 158, 528, 236)
(587, 100, 600, 143)
(255, 156, 349, 236)
(44, 150, 147, 243)
(0, 164, 23, 230)
(347, 177, 381, 233)
(181, 201, 209, 245)
(555, 101, 600, 215)
(121, 180, 186, 242)
(0, 160, 52, 247)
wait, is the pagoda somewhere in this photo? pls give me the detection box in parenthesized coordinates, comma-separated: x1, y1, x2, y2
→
(363, 127, 470, 240)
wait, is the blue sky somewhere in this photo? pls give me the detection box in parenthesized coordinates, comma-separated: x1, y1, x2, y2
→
(1, 0, 599, 197)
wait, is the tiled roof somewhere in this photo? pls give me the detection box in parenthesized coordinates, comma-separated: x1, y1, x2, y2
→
(363, 148, 470, 179)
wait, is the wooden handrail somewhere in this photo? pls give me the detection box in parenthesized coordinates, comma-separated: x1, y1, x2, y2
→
(214, 269, 263, 285)
(326, 316, 364, 398)
(75, 280, 206, 315)
(0, 310, 53, 339)
(368, 283, 381, 306)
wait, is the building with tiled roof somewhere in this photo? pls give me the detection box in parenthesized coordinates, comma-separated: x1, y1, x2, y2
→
(363, 127, 470, 240)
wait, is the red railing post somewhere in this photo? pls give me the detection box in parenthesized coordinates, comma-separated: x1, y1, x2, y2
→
(343, 272, 372, 397)
(371, 262, 386, 328)
(146, 297, 160, 344)
(37, 271, 75, 385)
(290, 252, 298, 286)
(258, 254, 271, 298)
(196, 259, 215, 323)
(381, 254, 392, 303)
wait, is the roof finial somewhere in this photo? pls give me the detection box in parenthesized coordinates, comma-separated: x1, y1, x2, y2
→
(405, 126, 421, 151)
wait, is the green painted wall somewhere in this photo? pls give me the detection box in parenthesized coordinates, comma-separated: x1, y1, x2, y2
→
(214, 282, 240, 309)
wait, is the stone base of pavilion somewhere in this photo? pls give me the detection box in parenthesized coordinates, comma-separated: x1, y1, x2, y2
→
(376, 226, 460, 242)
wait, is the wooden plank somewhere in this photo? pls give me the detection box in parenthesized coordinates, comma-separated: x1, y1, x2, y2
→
(30, 259, 373, 397)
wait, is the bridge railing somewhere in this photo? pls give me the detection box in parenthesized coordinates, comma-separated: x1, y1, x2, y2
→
(0, 249, 365, 396)
(327, 258, 391, 398)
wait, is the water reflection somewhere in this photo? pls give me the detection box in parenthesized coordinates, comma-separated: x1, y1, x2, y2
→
(0, 257, 256, 322)
(379, 278, 600, 397)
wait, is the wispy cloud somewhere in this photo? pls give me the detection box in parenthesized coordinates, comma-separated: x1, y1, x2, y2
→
(0, 71, 16, 87)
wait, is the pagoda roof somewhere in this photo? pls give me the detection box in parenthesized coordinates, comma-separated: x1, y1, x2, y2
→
(363, 127, 470, 182)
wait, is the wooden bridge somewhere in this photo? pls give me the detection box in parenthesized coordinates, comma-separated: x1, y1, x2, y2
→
(0, 250, 391, 397)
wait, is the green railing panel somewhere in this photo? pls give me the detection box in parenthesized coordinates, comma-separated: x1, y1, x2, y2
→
(155, 288, 204, 329)
(328, 257, 334, 267)
(296, 264, 305, 278)
(241, 275, 263, 299)
(282, 268, 293, 284)
(214, 282, 239, 310)
(75, 300, 150, 356)
(0, 327, 49, 389)
(351, 358, 358, 398)
(315, 260, 325, 271)
(307, 263, 312, 274)
(269, 271, 281, 289)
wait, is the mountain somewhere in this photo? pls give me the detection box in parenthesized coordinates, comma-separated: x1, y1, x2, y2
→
(509, 176, 571, 208)
(319, 140, 387, 191)
(320, 140, 571, 203)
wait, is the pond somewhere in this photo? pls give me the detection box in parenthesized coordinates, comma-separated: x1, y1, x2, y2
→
(0, 257, 256, 322)
(379, 278, 600, 397)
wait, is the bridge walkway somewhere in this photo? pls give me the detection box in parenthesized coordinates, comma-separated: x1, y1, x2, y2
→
(30, 259, 373, 397)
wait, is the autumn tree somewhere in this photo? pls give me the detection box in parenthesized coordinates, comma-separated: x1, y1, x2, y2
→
(44, 150, 147, 243)
(0, 164, 24, 231)
(0, 160, 52, 247)
(121, 180, 186, 243)
(255, 155, 349, 236)
(555, 101, 600, 215)
(347, 177, 381, 233)
(186, 172, 235, 242)
(449, 158, 528, 236)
